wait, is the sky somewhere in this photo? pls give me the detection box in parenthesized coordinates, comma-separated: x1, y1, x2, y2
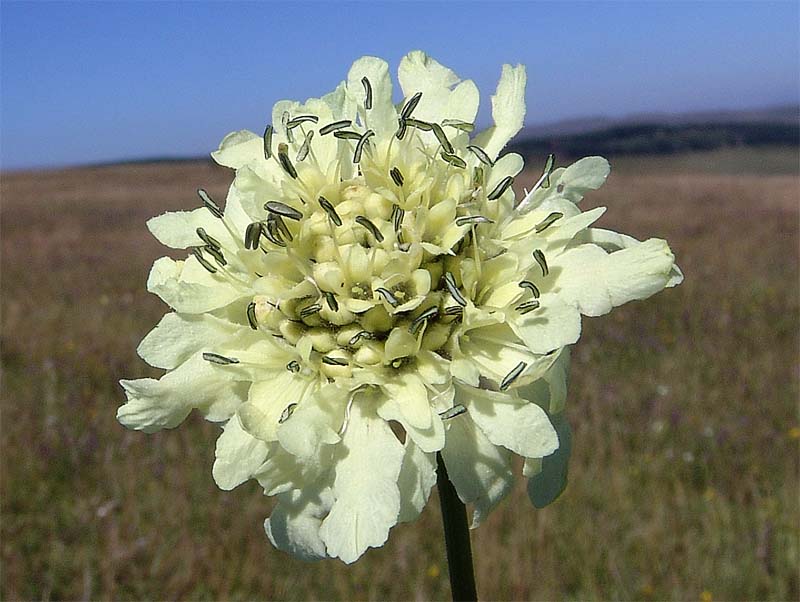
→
(2, 1, 798, 170)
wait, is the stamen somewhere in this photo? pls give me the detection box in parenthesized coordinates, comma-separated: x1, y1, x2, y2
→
(443, 305, 464, 316)
(401, 92, 422, 119)
(361, 76, 373, 110)
(263, 124, 274, 160)
(533, 249, 549, 277)
(353, 129, 375, 163)
(515, 300, 540, 314)
(299, 303, 322, 318)
(265, 201, 303, 221)
(355, 215, 384, 242)
(278, 403, 297, 424)
(320, 120, 352, 135)
(270, 214, 294, 242)
(405, 118, 433, 132)
(197, 189, 223, 219)
(287, 115, 319, 129)
(246, 301, 258, 329)
(439, 404, 467, 420)
(318, 196, 342, 226)
(534, 211, 564, 233)
(202, 352, 239, 365)
(455, 215, 494, 226)
(390, 166, 404, 186)
(409, 307, 438, 333)
(324, 292, 339, 312)
(244, 222, 263, 250)
(487, 176, 514, 200)
(277, 143, 298, 179)
(395, 118, 408, 140)
(296, 130, 314, 162)
(442, 119, 474, 132)
(441, 152, 466, 169)
(321, 356, 348, 366)
(196, 227, 221, 250)
(467, 145, 494, 166)
(334, 130, 362, 141)
(541, 153, 555, 189)
(444, 272, 467, 307)
(191, 248, 217, 273)
(262, 222, 286, 247)
(286, 360, 301, 373)
(500, 361, 526, 391)
(518, 280, 541, 298)
(431, 123, 454, 154)
(375, 287, 398, 307)
(348, 330, 373, 345)
(390, 205, 405, 232)
(281, 111, 293, 143)
(204, 244, 227, 266)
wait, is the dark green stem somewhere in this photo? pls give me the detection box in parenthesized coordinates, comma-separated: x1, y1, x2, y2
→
(436, 453, 478, 602)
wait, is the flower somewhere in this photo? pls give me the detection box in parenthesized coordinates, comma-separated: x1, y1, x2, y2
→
(118, 51, 682, 563)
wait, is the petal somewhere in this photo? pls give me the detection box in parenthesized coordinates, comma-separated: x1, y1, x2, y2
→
(211, 129, 262, 169)
(212, 415, 269, 490)
(147, 208, 232, 250)
(265, 484, 334, 561)
(277, 386, 343, 460)
(238, 373, 316, 443)
(472, 64, 526, 160)
(377, 394, 445, 453)
(553, 156, 610, 204)
(147, 256, 245, 314)
(347, 56, 396, 138)
(552, 239, 677, 317)
(137, 312, 239, 370)
(397, 439, 437, 523)
(441, 415, 514, 527)
(527, 412, 572, 508)
(381, 372, 432, 429)
(457, 385, 559, 459)
(509, 292, 582, 354)
(319, 401, 404, 563)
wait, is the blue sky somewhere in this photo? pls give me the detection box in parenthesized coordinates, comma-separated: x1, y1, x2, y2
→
(2, 1, 798, 170)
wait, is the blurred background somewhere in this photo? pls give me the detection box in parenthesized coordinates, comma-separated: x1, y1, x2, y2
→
(1, 1, 798, 600)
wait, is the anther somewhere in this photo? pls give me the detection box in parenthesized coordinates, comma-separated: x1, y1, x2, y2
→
(204, 244, 227, 266)
(390, 205, 404, 232)
(443, 305, 464, 316)
(244, 222, 263, 250)
(467, 145, 493, 166)
(277, 143, 298, 179)
(444, 272, 467, 307)
(353, 129, 375, 163)
(270, 214, 294, 242)
(515, 300, 540, 314)
(281, 111, 293, 143)
(405, 118, 433, 132)
(390, 166, 404, 186)
(265, 201, 303, 221)
(442, 119, 475, 132)
(287, 115, 319, 129)
(455, 215, 494, 227)
(296, 130, 314, 162)
(202, 352, 239, 365)
(324, 292, 339, 312)
(534, 212, 563, 233)
(487, 176, 514, 200)
(263, 124, 274, 159)
(246, 302, 258, 329)
(278, 403, 297, 423)
(500, 361, 526, 391)
(439, 404, 467, 420)
(409, 307, 438, 333)
(431, 123, 454, 154)
(441, 151, 466, 168)
(286, 360, 301, 373)
(319, 120, 352, 135)
(333, 130, 362, 141)
(541, 154, 555, 189)
(533, 249, 549, 277)
(518, 280, 540, 298)
(375, 287, 398, 307)
(401, 92, 422, 119)
(299, 303, 322, 318)
(191, 248, 217, 273)
(321, 356, 348, 366)
(395, 118, 408, 140)
(318, 196, 342, 226)
(355, 215, 384, 242)
(196, 227, 221, 250)
(361, 76, 373, 110)
(197, 189, 223, 219)
(348, 330, 373, 345)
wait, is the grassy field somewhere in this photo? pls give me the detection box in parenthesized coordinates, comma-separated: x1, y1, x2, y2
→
(2, 149, 798, 601)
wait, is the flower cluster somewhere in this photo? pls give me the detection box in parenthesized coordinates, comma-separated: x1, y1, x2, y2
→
(119, 52, 681, 563)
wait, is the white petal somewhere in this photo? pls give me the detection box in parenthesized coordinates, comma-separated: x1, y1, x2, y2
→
(397, 439, 437, 523)
(441, 416, 514, 528)
(118, 353, 247, 432)
(553, 156, 610, 204)
(277, 390, 343, 460)
(458, 385, 558, 459)
(347, 56, 396, 138)
(553, 239, 677, 316)
(472, 64, 526, 160)
(265, 485, 334, 561)
(527, 412, 572, 508)
(212, 415, 269, 490)
(147, 208, 232, 250)
(377, 395, 445, 454)
(381, 373, 432, 429)
(147, 256, 245, 314)
(211, 130, 262, 169)
(509, 292, 582, 354)
(319, 402, 404, 563)
(137, 312, 239, 370)
(239, 373, 318, 443)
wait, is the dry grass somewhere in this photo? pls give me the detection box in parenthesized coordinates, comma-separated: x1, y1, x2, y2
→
(2, 152, 798, 601)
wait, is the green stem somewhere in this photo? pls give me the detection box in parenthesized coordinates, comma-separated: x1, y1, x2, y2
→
(436, 453, 478, 602)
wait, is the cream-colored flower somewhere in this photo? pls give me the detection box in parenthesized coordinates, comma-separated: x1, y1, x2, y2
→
(119, 51, 682, 563)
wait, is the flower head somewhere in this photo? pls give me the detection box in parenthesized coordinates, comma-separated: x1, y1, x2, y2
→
(119, 51, 682, 563)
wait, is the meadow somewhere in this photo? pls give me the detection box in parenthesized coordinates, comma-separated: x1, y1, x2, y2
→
(2, 147, 798, 601)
